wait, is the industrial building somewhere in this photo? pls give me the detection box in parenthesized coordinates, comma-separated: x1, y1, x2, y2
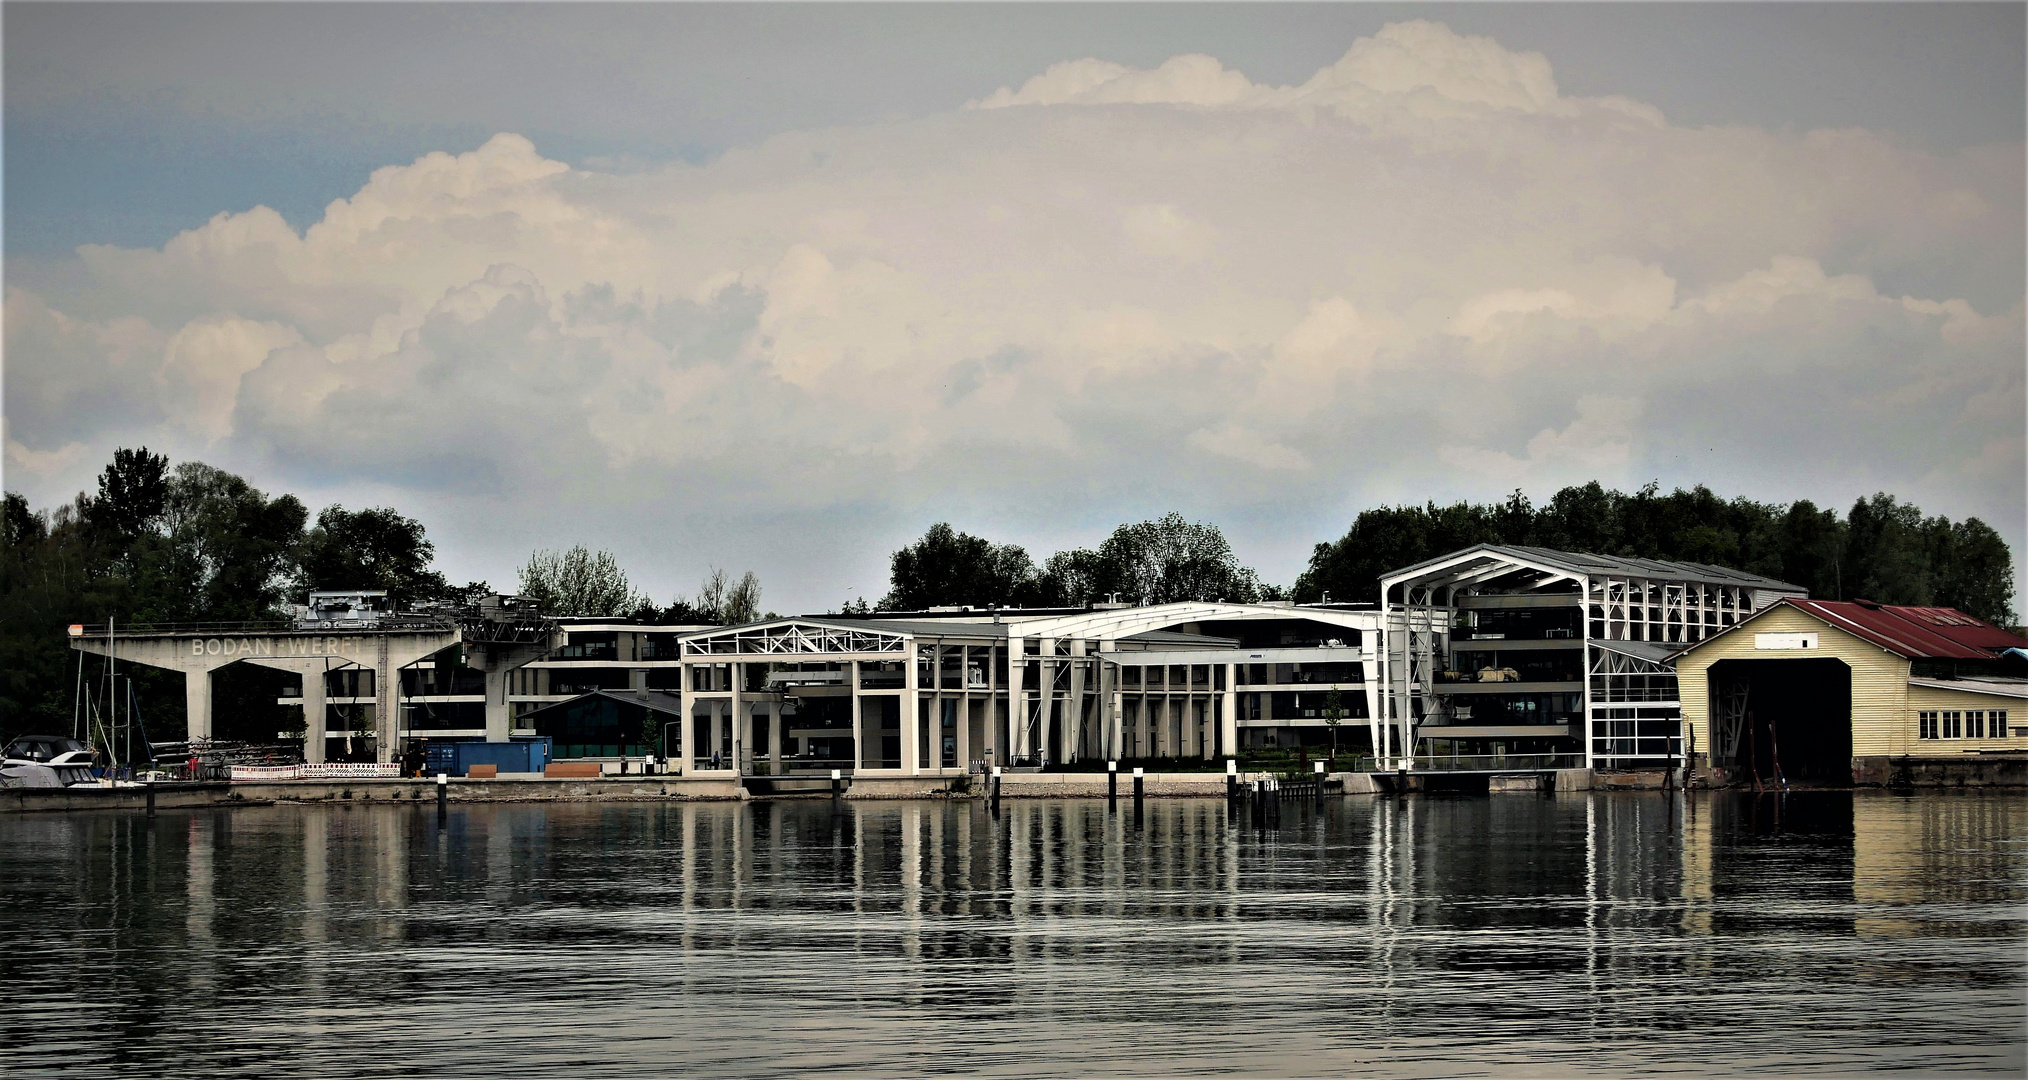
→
(1673, 598, 2028, 785)
(69, 543, 2025, 787)
(302, 617, 700, 751)
(1378, 546, 1808, 772)
(673, 602, 1382, 777)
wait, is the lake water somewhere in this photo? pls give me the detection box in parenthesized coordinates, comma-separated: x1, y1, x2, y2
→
(3, 791, 2023, 1077)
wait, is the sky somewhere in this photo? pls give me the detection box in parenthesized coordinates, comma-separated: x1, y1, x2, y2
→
(5, 3, 2024, 613)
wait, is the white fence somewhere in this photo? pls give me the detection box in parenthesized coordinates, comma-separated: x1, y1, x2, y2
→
(228, 763, 401, 782)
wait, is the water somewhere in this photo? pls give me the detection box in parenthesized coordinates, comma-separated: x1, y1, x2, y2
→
(3, 791, 2022, 1077)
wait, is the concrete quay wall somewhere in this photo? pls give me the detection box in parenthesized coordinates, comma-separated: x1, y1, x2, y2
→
(990, 772, 1240, 797)
(2, 776, 744, 813)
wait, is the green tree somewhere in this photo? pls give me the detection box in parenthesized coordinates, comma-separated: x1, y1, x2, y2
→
(1040, 513, 1266, 606)
(692, 567, 763, 625)
(164, 462, 308, 621)
(84, 446, 171, 551)
(519, 545, 644, 617)
(879, 523, 1038, 610)
(1322, 688, 1345, 767)
(297, 505, 450, 608)
(1845, 494, 1933, 605)
(1931, 517, 2017, 626)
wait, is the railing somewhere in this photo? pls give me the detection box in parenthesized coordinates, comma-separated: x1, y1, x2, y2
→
(72, 616, 456, 636)
(1400, 752, 1584, 773)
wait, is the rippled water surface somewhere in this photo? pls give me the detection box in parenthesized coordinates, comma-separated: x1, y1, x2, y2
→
(3, 791, 2023, 1077)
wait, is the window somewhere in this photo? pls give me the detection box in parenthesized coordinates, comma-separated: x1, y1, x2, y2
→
(1996, 710, 2012, 738)
(1919, 711, 1939, 740)
(1967, 710, 1985, 739)
(1943, 710, 1962, 739)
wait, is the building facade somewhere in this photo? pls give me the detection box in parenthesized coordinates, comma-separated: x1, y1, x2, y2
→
(1379, 545, 1807, 771)
(671, 603, 1384, 777)
(284, 618, 704, 760)
(1674, 598, 2028, 784)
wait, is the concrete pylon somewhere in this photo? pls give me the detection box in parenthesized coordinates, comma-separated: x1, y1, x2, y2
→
(241, 657, 334, 763)
(469, 635, 564, 743)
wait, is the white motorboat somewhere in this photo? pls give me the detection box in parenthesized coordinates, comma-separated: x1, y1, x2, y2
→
(0, 736, 102, 788)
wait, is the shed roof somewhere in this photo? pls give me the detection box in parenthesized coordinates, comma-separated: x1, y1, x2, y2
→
(1590, 639, 1682, 665)
(1680, 598, 2028, 661)
(1383, 544, 1805, 592)
(1907, 676, 2028, 700)
(521, 689, 685, 719)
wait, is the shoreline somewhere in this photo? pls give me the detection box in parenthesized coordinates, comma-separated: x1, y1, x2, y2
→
(8, 764, 2022, 813)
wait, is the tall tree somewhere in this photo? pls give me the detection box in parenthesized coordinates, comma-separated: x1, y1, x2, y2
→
(297, 505, 449, 608)
(1035, 514, 1265, 606)
(1845, 494, 1933, 606)
(84, 447, 170, 550)
(164, 463, 308, 621)
(519, 546, 644, 617)
(692, 567, 763, 625)
(1931, 518, 2017, 626)
(879, 523, 1037, 610)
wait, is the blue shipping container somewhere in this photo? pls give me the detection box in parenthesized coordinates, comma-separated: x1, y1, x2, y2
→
(424, 738, 552, 776)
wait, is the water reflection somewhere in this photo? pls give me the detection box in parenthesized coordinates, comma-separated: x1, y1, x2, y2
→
(1, 791, 2021, 1077)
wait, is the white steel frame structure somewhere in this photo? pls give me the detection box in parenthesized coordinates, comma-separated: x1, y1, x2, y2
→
(1379, 545, 1804, 771)
(667, 604, 1385, 778)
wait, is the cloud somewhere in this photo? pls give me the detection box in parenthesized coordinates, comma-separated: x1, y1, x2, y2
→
(5, 20, 2021, 606)
(1188, 423, 1312, 472)
(973, 20, 1661, 125)
(1439, 396, 1645, 489)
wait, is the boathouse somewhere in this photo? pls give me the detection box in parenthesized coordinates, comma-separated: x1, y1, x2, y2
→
(1672, 598, 2028, 785)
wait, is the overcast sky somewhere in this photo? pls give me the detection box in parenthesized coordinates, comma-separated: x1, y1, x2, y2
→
(6, 3, 2024, 612)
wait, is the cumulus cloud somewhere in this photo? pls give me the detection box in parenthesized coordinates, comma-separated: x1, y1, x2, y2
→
(1439, 396, 1645, 489)
(5, 19, 2021, 605)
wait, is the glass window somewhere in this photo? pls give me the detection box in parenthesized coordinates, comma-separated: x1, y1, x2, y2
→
(1121, 666, 1141, 688)
(1919, 710, 1939, 740)
(1943, 710, 1963, 739)
(1968, 710, 1986, 739)
(553, 632, 619, 661)
(859, 661, 905, 689)
(1996, 710, 2011, 737)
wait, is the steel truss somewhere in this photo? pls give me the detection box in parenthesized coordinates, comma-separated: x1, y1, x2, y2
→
(681, 620, 908, 657)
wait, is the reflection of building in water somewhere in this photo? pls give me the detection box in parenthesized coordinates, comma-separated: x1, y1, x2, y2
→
(1853, 793, 2026, 938)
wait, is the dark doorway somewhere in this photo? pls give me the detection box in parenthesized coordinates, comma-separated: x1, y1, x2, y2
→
(1707, 658, 1853, 785)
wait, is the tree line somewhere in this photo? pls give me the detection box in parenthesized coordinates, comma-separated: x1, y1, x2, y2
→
(1291, 482, 2014, 624)
(867, 484, 2015, 628)
(857, 513, 1275, 612)
(4, 448, 2015, 740)
(0, 448, 767, 740)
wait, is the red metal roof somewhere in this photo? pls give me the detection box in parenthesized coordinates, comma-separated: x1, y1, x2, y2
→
(1777, 598, 2028, 660)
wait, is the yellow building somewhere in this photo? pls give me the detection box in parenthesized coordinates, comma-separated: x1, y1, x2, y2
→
(1674, 598, 2027, 785)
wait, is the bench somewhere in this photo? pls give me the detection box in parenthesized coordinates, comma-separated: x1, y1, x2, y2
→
(544, 762, 601, 779)
(465, 764, 498, 779)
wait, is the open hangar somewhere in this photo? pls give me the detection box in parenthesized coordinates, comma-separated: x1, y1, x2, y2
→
(1674, 598, 2028, 786)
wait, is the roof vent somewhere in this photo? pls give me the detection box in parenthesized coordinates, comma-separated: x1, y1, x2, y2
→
(1852, 598, 1883, 610)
